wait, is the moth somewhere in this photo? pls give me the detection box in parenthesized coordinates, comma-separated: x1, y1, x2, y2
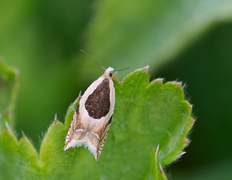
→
(64, 50, 127, 160)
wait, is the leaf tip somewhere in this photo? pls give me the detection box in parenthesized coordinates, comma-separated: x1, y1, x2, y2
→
(135, 66, 149, 73)
(4, 121, 9, 131)
(53, 114, 60, 125)
(159, 163, 164, 174)
(184, 139, 190, 145)
(190, 119, 196, 125)
(142, 65, 149, 72)
(77, 94, 82, 102)
(177, 151, 186, 156)
(189, 104, 193, 109)
(54, 113, 57, 120)
(155, 78, 164, 84)
(176, 82, 182, 87)
(54, 119, 58, 125)
(154, 144, 159, 153)
(22, 135, 26, 140)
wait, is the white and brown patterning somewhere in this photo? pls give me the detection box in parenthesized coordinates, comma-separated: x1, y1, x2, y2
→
(64, 67, 115, 161)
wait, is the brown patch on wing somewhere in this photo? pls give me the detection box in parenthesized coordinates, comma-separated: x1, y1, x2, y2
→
(85, 78, 110, 119)
(96, 115, 113, 160)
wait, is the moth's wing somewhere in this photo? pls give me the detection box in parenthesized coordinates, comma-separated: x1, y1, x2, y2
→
(64, 104, 87, 150)
(95, 115, 113, 160)
(64, 76, 114, 161)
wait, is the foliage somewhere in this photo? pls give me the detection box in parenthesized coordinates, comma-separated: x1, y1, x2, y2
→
(0, 63, 193, 179)
(1, 0, 232, 179)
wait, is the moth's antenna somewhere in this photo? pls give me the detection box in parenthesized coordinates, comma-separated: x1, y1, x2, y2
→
(80, 49, 105, 70)
(113, 67, 130, 72)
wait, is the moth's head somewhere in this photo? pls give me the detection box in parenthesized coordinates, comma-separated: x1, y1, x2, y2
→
(104, 67, 114, 78)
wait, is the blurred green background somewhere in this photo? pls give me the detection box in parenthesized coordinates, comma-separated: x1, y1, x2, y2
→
(1, 0, 232, 179)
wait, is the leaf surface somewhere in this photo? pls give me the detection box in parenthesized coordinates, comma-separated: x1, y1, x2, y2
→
(0, 66, 193, 179)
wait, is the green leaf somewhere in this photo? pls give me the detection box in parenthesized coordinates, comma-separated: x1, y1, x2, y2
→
(151, 145, 167, 180)
(82, 0, 232, 77)
(0, 126, 41, 180)
(0, 59, 19, 128)
(0, 66, 193, 179)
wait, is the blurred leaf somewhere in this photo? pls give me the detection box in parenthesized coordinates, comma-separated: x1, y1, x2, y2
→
(0, 67, 193, 179)
(0, 59, 19, 128)
(0, 0, 94, 146)
(82, 0, 232, 78)
(173, 161, 232, 180)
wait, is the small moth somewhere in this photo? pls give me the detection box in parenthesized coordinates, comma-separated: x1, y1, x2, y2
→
(64, 50, 127, 160)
